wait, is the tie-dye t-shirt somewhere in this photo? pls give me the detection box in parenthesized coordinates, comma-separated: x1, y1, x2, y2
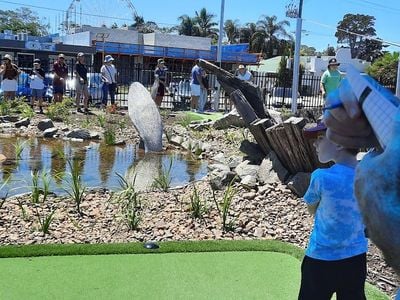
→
(303, 164, 368, 260)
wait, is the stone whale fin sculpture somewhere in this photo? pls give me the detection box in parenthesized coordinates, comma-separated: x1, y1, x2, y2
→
(128, 82, 163, 152)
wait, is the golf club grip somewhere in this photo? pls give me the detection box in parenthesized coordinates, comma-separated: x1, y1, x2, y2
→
(346, 65, 400, 149)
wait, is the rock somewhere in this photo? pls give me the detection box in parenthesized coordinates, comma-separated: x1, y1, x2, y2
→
(66, 129, 91, 140)
(127, 82, 163, 152)
(90, 132, 100, 140)
(0, 115, 19, 123)
(267, 151, 290, 182)
(0, 154, 6, 162)
(114, 139, 126, 146)
(254, 227, 265, 238)
(235, 160, 260, 178)
(226, 155, 243, 169)
(207, 163, 231, 173)
(181, 139, 194, 151)
(169, 135, 183, 147)
(43, 127, 58, 138)
(211, 153, 227, 164)
(286, 172, 311, 197)
(15, 118, 30, 128)
(209, 169, 237, 190)
(201, 142, 212, 152)
(243, 192, 256, 200)
(257, 157, 280, 184)
(239, 140, 265, 164)
(37, 119, 54, 131)
(213, 110, 246, 130)
(266, 109, 283, 124)
(240, 175, 258, 188)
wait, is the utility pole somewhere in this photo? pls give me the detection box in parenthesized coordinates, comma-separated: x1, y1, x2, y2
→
(214, 0, 225, 112)
(286, 0, 303, 113)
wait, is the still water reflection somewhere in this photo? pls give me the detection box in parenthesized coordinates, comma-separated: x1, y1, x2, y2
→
(0, 137, 207, 197)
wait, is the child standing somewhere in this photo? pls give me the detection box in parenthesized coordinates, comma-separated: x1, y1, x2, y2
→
(29, 59, 45, 114)
(298, 121, 368, 300)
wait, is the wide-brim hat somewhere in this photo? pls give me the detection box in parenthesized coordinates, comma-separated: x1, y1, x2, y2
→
(77, 52, 85, 57)
(328, 58, 340, 66)
(104, 55, 114, 63)
(58, 53, 65, 58)
(238, 64, 245, 69)
(157, 58, 165, 65)
(3, 54, 12, 61)
(303, 121, 327, 139)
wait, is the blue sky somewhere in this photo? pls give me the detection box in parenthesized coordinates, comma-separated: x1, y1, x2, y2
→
(1, 0, 399, 52)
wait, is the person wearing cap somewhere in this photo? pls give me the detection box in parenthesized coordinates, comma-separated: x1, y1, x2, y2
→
(320, 58, 343, 101)
(100, 55, 118, 113)
(29, 59, 45, 113)
(154, 58, 168, 107)
(52, 53, 68, 103)
(236, 64, 253, 82)
(0, 54, 21, 101)
(74, 52, 90, 114)
(298, 120, 368, 299)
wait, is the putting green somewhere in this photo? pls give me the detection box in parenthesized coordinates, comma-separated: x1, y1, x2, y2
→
(0, 240, 388, 300)
(0, 251, 299, 300)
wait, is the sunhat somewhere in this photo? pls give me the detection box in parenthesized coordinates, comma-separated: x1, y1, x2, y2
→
(328, 58, 340, 66)
(3, 54, 12, 61)
(104, 55, 114, 63)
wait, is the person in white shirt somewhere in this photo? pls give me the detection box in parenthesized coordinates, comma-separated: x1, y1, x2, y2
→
(29, 59, 45, 114)
(236, 64, 253, 82)
(100, 55, 118, 112)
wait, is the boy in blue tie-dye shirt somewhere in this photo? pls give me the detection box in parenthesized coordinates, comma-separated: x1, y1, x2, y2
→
(298, 121, 368, 300)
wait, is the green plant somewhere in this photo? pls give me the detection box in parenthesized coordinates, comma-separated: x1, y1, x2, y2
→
(46, 98, 73, 122)
(34, 204, 56, 234)
(189, 184, 207, 219)
(81, 117, 92, 128)
(19, 104, 35, 119)
(30, 170, 52, 204)
(0, 178, 9, 209)
(212, 177, 237, 232)
(112, 172, 142, 230)
(13, 138, 26, 160)
(0, 100, 12, 115)
(16, 199, 29, 220)
(64, 159, 86, 214)
(152, 157, 173, 192)
(118, 118, 127, 130)
(104, 126, 116, 145)
(97, 114, 106, 128)
(178, 114, 192, 128)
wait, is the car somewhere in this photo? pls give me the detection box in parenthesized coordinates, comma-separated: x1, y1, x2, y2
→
(169, 76, 191, 110)
(268, 87, 303, 109)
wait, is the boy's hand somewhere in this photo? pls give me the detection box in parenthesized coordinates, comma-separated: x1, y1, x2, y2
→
(324, 80, 378, 148)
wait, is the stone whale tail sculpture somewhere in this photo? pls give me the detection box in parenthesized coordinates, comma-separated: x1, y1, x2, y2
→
(128, 82, 163, 152)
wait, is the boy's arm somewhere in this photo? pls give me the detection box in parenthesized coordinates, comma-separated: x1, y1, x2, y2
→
(303, 171, 321, 215)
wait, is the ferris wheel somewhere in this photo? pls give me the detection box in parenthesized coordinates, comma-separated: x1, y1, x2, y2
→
(65, 0, 139, 33)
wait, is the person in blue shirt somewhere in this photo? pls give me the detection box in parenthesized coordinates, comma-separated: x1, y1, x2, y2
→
(299, 121, 368, 300)
(190, 59, 205, 111)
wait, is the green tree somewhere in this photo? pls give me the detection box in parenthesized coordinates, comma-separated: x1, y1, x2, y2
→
(322, 46, 336, 56)
(130, 15, 158, 33)
(276, 56, 292, 87)
(194, 8, 218, 39)
(366, 52, 399, 86)
(251, 15, 291, 58)
(0, 7, 49, 36)
(300, 45, 316, 56)
(239, 22, 257, 44)
(224, 19, 239, 44)
(335, 13, 383, 61)
(176, 14, 199, 36)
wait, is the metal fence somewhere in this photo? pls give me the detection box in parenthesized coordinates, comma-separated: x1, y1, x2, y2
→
(7, 60, 397, 112)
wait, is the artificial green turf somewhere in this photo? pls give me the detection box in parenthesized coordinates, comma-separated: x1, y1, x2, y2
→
(0, 251, 300, 300)
(0, 240, 389, 300)
(184, 111, 224, 121)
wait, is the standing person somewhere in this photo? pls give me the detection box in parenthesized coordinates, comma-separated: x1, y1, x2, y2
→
(29, 59, 45, 113)
(320, 58, 342, 101)
(190, 59, 204, 111)
(198, 69, 209, 113)
(52, 53, 68, 103)
(154, 58, 167, 107)
(74, 52, 90, 114)
(100, 55, 118, 113)
(0, 54, 20, 101)
(236, 64, 253, 82)
(298, 121, 368, 300)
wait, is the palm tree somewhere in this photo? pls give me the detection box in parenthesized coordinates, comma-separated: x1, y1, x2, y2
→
(239, 22, 257, 44)
(176, 14, 199, 36)
(251, 15, 291, 58)
(194, 8, 218, 39)
(131, 15, 158, 33)
(224, 19, 239, 44)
